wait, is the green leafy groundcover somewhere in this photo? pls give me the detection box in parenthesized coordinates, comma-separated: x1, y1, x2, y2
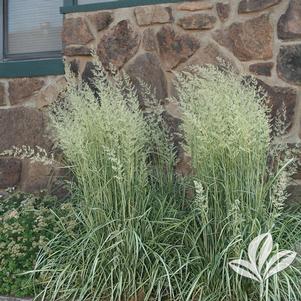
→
(0, 192, 75, 297)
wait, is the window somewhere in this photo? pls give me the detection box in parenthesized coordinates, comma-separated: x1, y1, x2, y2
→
(0, 0, 63, 61)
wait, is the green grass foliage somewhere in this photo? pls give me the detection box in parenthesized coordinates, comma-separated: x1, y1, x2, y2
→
(31, 63, 301, 301)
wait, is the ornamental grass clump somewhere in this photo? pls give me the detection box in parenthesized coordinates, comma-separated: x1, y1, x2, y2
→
(33, 62, 301, 301)
(176, 65, 271, 226)
(174, 65, 301, 300)
(33, 61, 189, 301)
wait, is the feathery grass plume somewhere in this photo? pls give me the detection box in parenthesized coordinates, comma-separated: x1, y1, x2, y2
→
(173, 64, 301, 300)
(49, 61, 149, 224)
(1, 145, 54, 164)
(32, 59, 191, 301)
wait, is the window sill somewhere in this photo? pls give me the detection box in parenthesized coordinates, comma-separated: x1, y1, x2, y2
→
(61, 0, 183, 14)
(0, 58, 64, 78)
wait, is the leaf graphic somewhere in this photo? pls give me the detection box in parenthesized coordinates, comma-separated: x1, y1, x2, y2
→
(258, 233, 273, 273)
(229, 259, 262, 283)
(263, 250, 297, 280)
(248, 233, 269, 267)
(264, 250, 290, 275)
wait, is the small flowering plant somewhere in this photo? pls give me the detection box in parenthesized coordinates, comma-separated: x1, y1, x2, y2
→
(0, 193, 76, 297)
(229, 232, 297, 300)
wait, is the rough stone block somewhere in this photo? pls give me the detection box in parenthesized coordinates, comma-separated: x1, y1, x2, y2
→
(0, 157, 22, 188)
(88, 11, 113, 31)
(8, 78, 44, 105)
(277, 44, 301, 85)
(216, 2, 230, 22)
(64, 45, 92, 56)
(177, 14, 217, 30)
(37, 77, 66, 109)
(63, 17, 94, 46)
(252, 78, 297, 131)
(142, 28, 159, 52)
(97, 20, 140, 69)
(287, 184, 301, 205)
(249, 62, 274, 76)
(238, 0, 281, 13)
(0, 83, 5, 106)
(177, 2, 213, 11)
(213, 14, 273, 61)
(180, 43, 237, 70)
(20, 160, 56, 193)
(278, 0, 301, 40)
(126, 52, 168, 104)
(135, 6, 172, 26)
(157, 26, 200, 70)
(0, 107, 52, 152)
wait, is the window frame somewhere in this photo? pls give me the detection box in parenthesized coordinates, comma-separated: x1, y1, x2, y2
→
(2, 0, 63, 61)
(0, 0, 64, 78)
(61, 0, 184, 14)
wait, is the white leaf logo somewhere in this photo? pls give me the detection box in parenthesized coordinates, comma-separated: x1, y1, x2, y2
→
(263, 250, 297, 280)
(229, 232, 296, 285)
(247, 232, 272, 275)
(229, 259, 261, 282)
(257, 233, 273, 273)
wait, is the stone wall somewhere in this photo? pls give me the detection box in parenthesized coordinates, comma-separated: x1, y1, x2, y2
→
(0, 0, 301, 201)
(0, 75, 66, 194)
